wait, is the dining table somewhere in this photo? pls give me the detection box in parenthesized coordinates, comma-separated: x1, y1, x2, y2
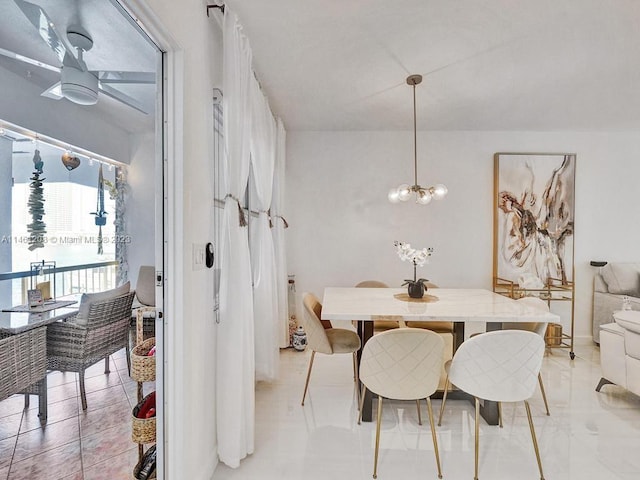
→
(321, 287, 560, 423)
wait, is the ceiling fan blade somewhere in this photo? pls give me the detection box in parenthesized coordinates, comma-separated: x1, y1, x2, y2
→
(98, 82, 149, 114)
(97, 71, 155, 85)
(13, 0, 81, 70)
(0, 46, 60, 72)
(41, 81, 63, 100)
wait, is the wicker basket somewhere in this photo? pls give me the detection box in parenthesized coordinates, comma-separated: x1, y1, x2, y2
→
(132, 392, 156, 444)
(545, 323, 563, 347)
(131, 338, 156, 383)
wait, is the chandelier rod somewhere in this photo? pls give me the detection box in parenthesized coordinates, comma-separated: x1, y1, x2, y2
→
(412, 80, 418, 187)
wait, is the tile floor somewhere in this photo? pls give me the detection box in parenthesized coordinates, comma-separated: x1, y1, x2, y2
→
(214, 342, 640, 480)
(0, 348, 153, 480)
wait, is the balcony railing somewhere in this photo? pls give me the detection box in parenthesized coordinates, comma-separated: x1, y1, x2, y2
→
(0, 261, 119, 306)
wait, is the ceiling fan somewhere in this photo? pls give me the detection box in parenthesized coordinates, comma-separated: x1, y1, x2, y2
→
(0, 0, 155, 114)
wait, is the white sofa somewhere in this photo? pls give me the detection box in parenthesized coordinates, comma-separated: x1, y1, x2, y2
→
(597, 310, 640, 396)
(592, 262, 640, 343)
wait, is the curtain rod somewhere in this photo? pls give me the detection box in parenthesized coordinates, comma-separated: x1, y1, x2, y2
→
(207, 4, 225, 16)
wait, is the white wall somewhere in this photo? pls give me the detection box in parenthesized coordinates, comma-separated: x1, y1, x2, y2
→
(127, 133, 156, 287)
(136, 1, 223, 478)
(287, 131, 640, 341)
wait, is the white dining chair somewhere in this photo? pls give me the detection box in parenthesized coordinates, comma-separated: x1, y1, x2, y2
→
(358, 328, 444, 479)
(442, 330, 546, 480)
(300, 292, 361, 406)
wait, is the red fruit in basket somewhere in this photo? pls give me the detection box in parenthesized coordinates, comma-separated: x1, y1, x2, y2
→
(144, 407, 156, 419)
(147, 346, 156, 356)
(136, 392, 156, 418)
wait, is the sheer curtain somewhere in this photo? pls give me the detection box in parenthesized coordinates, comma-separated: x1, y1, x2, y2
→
(249, 77, 279, 381)
(216, 9, 255, 468)
(272, 119, 290, 348)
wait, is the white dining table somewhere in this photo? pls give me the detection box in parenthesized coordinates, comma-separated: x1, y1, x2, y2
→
(322, 287, 559, 422)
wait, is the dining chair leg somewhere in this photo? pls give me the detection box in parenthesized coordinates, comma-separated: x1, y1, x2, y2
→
(358, 385, 367, 424)
(426, 397, 443, 479)
(373, 396, 383, 479)
(474, 397, 480, 480)
(301, 351, 316, 406)
(538, 373, 550, 416)
(104, 356, 110, 374)
(353, 352, 361, 405)
(79, 369, 88, 410)
(24, 394, 29, 409)
(498, 401, 503, 428)
(416, 399, 422, 425)
(437, 375, 450, 426)
(524, 400, 545, 480)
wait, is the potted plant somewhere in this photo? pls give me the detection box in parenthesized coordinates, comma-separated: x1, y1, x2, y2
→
(394, 241, 433, 298)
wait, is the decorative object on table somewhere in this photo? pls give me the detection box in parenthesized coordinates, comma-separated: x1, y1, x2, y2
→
(90, 163, 107, 254)
(494, 153, 575, 286)
(292, 325, 307, 351)
(27, 289, 43, 308)
(29, 260, 56, 301)
(61, 151, 81, 170)
(394, 241, 433, 299)
(27, 148, 46, 251)
(387, 74, 447, 205)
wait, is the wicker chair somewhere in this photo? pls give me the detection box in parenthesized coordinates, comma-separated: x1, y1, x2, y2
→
(0, 327, 48, 425)
(46, 291, 135, 410)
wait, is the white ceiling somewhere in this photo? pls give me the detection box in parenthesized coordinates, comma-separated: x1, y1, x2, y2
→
(227, 0, 640, 131)
(0, 0, 158, 134)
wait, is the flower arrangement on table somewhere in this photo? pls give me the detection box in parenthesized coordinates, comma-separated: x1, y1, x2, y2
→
(394, 241, 433, 298)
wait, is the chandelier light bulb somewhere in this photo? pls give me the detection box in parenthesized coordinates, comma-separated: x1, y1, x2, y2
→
(397, 184, 411, 201)
(431, 183, 448, 200)
(388, 188, 400, 203)
(417, 189, 432, 204)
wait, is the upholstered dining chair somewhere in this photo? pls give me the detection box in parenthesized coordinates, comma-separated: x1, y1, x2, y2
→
(355, 280, 405, 333)
(47, 288, 135, 410)
(441, 330, 546, 480)
(358, 328, 444, 479)
(300, 292, 361, 406)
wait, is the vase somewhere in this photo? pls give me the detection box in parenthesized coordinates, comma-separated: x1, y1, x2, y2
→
(407, 281, 425, 299)
(292, 326, 307, 351)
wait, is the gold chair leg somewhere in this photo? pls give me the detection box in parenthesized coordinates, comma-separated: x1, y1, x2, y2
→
(416, 399, 422, 425)
(354, 352, 361, 406)
(373, 396, 383, 479)
(525, 400, 545, 480)
(426, 398, 443, 479)
(538, 373, 550, 416)
(498, 401, 503, 428)
(358, 385, 367, 424)
(438, 375, 450, 426)
(474, 397, 480, 480)
(301, 351, 316, 406)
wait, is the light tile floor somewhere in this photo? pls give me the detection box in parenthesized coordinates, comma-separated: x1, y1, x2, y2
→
(0, 348, 153, 480)
(214, 343, 640, 480)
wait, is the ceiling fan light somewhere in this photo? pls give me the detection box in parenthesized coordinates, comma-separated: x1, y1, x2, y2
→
(61, 66, 98, 105)
(432, 183, 448, 200)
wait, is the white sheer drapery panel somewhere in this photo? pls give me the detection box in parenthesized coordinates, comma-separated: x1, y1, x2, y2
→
(248, 76, 279, 381)
(216, 9, 255, 468)
(272, 118, 289, 348)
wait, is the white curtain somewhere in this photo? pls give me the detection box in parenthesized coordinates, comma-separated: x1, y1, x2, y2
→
(272, 119, 289, 348)
(248, 76, 279, 381)
(216, 9, 255, 468)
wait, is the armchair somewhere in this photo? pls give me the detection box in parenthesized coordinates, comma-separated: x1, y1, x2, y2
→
(46, 291, 135, 409)
(0, 326, 48, 425)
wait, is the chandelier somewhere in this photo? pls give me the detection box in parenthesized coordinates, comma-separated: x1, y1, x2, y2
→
(388, 74, 448, 204)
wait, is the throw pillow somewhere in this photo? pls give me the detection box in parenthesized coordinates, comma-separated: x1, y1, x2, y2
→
(601, 263, 640, 296)
(75, 282, 131, 326)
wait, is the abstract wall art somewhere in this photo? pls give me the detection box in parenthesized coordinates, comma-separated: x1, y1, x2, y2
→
(493, 153, 576, 287)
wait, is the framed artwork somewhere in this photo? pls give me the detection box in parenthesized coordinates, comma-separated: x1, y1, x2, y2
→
(493, 153, 576, 288)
